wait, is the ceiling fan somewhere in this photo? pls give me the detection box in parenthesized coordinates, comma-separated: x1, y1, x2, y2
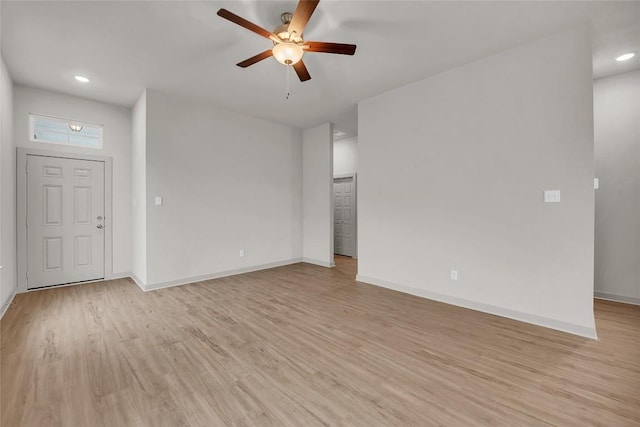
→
(217, 0, 356, 82)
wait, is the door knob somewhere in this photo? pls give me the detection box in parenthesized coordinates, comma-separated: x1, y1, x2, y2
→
(96, 224, 103, 229)
(97, 216, 103, 221)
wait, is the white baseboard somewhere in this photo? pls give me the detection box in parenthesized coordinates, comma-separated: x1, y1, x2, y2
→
(141, 258, 303, 292)
(356, 274, 598, 340)
(129, 273, 146, 292)
(0, 288, 17, 321)
(105, 271, 133, 281)
(302, 257, 335, 268)
(594, 292, 640, 306)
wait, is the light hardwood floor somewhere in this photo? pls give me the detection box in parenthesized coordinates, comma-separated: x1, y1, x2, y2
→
(1, 260, 639, 426)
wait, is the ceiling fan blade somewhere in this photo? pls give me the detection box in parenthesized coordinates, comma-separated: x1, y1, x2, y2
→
(217, 9, 281, 43)
(304, 41, 357, 55)
(288, 0, 320, 37)
(237, 50, 273, 68)
(293, 60, 311, 82)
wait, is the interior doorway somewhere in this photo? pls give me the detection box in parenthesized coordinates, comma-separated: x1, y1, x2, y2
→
(332, 126, 358, 276)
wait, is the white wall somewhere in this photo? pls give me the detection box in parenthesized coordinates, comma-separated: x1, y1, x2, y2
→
(0, 55, 15, 314)
(131, 90, 147, 284)
(333, 136, 358, 177)
(357, 27, 596, 338)
(303, 123, 334, 267)
(594, 70, 640, 304)
(143, 90, 302, 287)
(12, 85, 132, 277)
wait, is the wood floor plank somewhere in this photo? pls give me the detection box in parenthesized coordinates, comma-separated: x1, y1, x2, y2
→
(2, 258, 639, 426)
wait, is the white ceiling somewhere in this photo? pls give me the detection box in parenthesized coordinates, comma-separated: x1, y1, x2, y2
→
(2, 1, 639, 134)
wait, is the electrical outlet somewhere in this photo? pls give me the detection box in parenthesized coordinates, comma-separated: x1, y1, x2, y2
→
(239, 249, 245, 257)
(450, 270, 458, 281)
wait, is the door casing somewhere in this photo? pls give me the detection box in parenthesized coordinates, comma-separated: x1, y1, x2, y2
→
(17, 147, 113, 293)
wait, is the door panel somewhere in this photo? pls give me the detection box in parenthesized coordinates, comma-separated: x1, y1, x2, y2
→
(43, 237, 63, 271)
(27, 155, 105, 289)
(43, 185, 63, 225)
(334, 177, 356, 257)
(74, 187, 92, 224)
(74, 235, 93, 268)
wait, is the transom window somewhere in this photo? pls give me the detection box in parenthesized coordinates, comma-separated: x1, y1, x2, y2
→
(29, 114, 103, 149)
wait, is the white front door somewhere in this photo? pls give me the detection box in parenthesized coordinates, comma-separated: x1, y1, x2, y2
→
(26, 155, 105, 289)
(334, 177, 355, 257)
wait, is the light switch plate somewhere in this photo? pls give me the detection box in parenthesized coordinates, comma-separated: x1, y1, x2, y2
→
(450, 270, 458, 281)
(155, 196, 163, 206)
(594, 178, 600, 190)
(544, 190, 561, 203)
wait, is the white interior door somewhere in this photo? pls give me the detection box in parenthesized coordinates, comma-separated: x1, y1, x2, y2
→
(26, 155, 105, 289)
(334, 177, 356, 257)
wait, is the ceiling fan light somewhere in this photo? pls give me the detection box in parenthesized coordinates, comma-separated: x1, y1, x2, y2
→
(272, 42, 304, 65)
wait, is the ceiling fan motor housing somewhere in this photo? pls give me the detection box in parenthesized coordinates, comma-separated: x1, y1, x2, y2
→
(274, 12, 301, 43)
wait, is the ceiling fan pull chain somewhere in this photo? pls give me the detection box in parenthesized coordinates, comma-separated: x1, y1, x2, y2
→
(286, 64, 291, 100)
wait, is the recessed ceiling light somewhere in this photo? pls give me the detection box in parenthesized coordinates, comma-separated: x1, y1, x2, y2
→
(616, 52, 637, 62)
(74, 75, 90, 83)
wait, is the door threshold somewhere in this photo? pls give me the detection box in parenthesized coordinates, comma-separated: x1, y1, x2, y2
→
(27, 277, 106, 292)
